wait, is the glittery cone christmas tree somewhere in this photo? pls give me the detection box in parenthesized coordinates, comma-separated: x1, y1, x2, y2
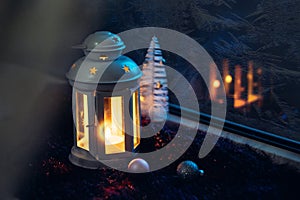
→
(140, 36, 169, 122)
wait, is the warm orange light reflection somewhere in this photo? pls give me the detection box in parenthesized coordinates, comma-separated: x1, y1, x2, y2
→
(257, 68, 262, 75)
(104, 97, 125, 154)
(223, 59, 231, 95)
(210, 63, 218, 101)
(221, 59, 263, 109)
(213, 80, 221, 88)
(234, 65, 246, 108)
(155, 81, 162, 89)
(225, 75, 232, 83)
(76, 92, 89, 151)
(247, 61, 262, 104)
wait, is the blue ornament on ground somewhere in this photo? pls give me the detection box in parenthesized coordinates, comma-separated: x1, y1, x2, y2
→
(128, 158, 150, 173)
(177, 160, 204, 180)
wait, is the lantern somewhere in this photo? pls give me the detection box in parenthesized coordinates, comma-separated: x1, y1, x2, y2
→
(66, 31, 142, 169)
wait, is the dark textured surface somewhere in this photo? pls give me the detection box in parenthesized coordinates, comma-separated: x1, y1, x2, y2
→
(15, 93, 300, 199)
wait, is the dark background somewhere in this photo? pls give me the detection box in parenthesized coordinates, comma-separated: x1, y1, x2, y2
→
(0, 0, 299, 198)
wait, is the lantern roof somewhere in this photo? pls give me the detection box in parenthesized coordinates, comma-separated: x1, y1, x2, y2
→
(66, 55, 142, 84)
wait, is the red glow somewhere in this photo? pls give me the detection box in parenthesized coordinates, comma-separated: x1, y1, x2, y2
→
(42, 157, 70, 176)
(101, 177, 135, 199)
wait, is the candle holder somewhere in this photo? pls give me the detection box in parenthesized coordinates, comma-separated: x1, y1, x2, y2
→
(66, 31, 142, 169)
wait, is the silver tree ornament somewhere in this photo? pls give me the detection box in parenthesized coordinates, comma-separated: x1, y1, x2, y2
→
(140, 36, 169, 122)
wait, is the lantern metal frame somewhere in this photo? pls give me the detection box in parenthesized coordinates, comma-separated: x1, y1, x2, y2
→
(66, 32, 142, 169)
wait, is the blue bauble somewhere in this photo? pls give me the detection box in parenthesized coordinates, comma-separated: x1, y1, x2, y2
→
(177, 160, 204, 179)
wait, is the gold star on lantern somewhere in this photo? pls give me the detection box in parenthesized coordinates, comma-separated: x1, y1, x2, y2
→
(99, 55, 108, 61)
(123, 65, 130, 73)
(89, 67, 97, 75)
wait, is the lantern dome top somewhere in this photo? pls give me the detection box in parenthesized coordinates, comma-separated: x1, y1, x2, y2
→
(83, 31, 125, 53)
(72, 31, 126, 60)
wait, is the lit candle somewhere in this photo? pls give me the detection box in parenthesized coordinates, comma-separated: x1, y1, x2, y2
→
(105, 123, 124, 145)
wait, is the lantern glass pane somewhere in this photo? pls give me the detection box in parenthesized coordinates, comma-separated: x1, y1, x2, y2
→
(76, 92, 89, 151)
(133, 91, 140, 148)
(104, 96, 125, 154)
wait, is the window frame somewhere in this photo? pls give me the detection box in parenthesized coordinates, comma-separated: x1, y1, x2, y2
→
(169, 103, 300, 154)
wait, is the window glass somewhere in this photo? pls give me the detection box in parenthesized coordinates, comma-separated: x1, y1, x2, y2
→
(133, 91, 141, 148)
(76, 92, 89, 151)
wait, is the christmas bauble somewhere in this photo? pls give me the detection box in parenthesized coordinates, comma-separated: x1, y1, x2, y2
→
(128, 158, 150, 173)
(177, 160, 204, 179)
